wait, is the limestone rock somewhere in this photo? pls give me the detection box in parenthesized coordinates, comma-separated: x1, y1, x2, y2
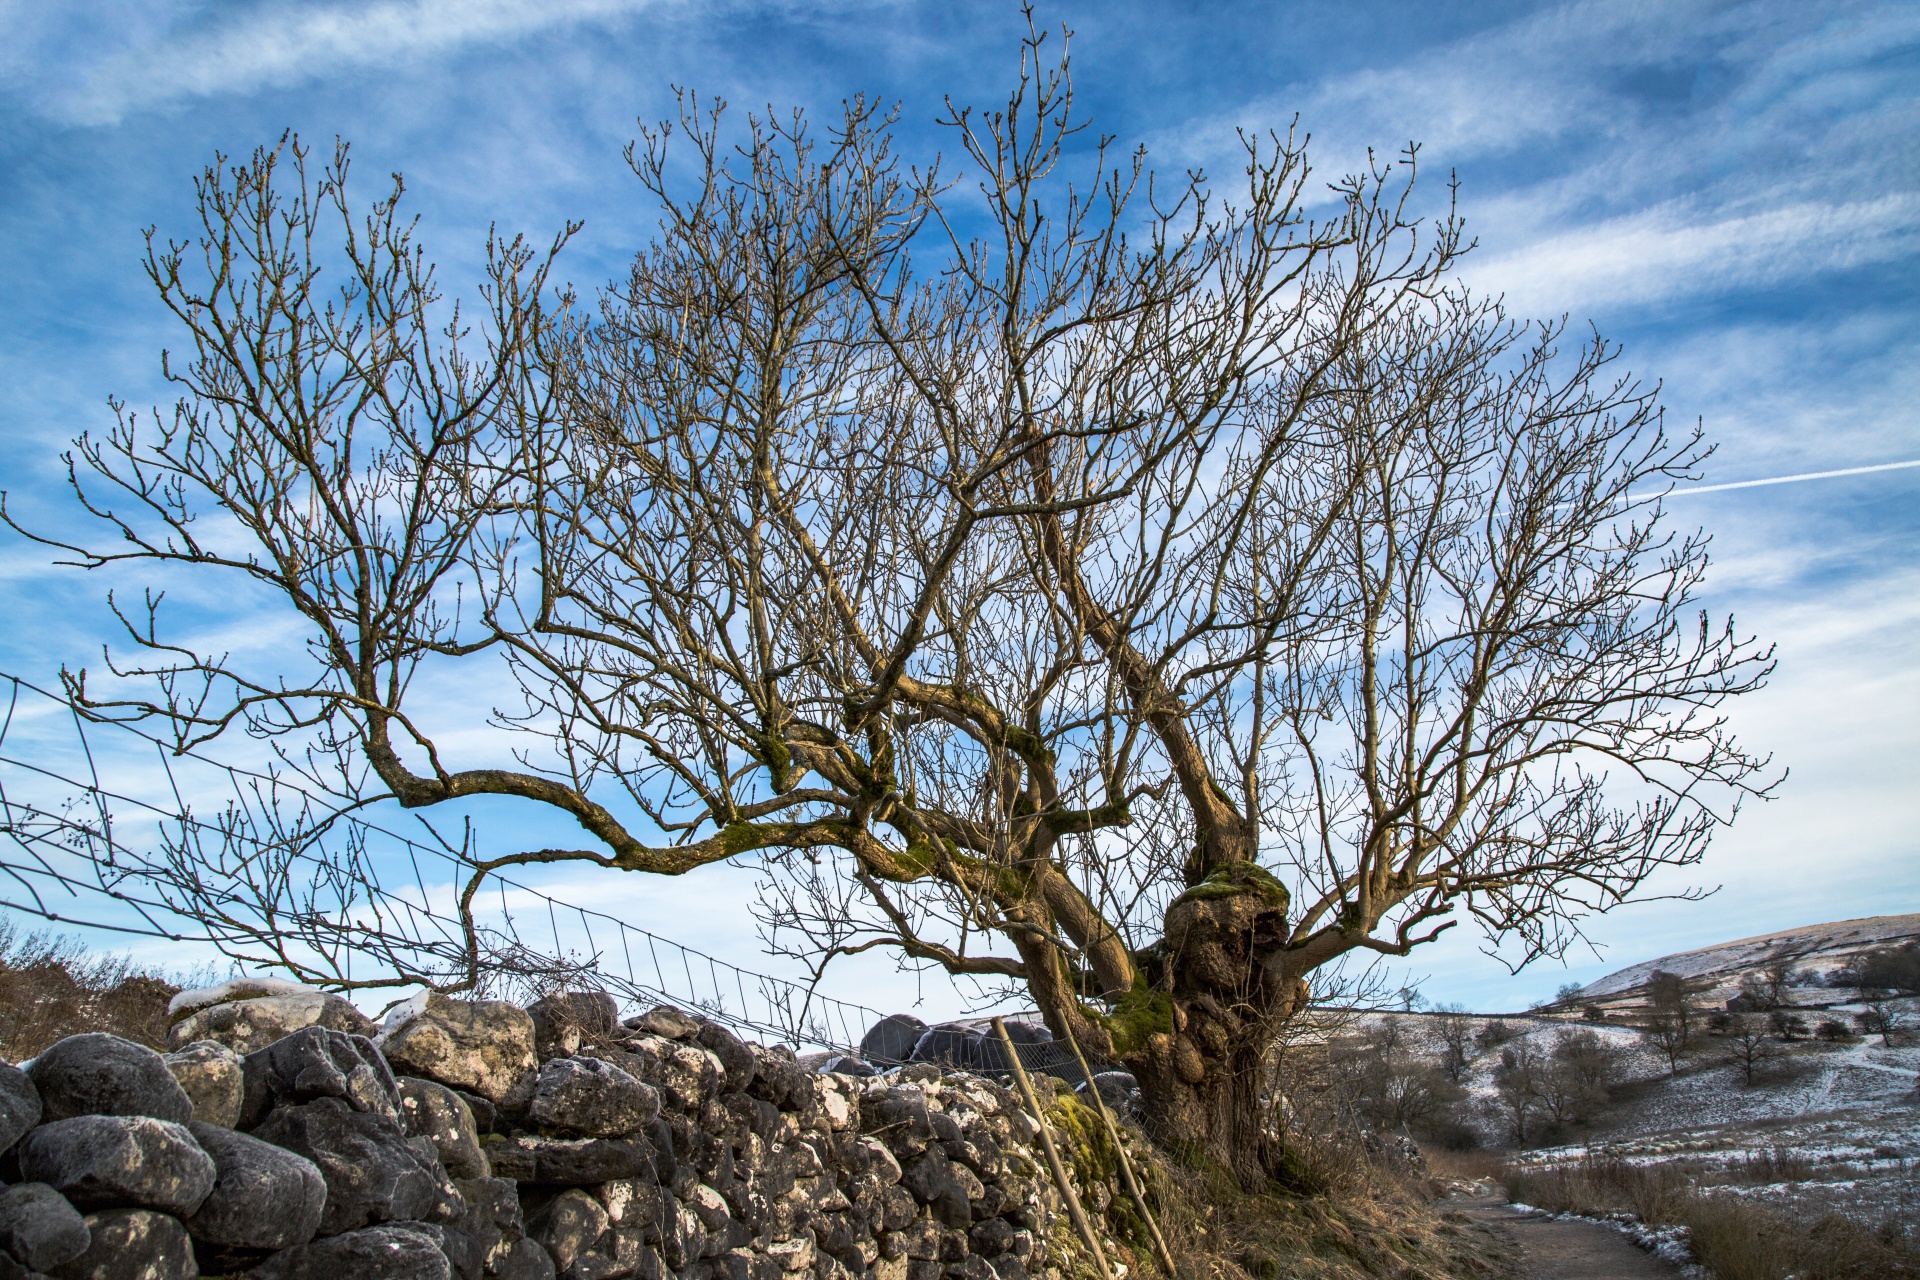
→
(0, 1065, 40, 1156)
(246, 1224, 453, 1280)
(480, 1134, 654, 1186)
(17, 1116, 214, 1217)
(448, 1177, 523, 1278)
(489, 1238, 556, 1280)
(182, 1120, 324, 1251)
(527, 1189, 608, 1272)
(527, 992, 620, 1061)
(249, 1097, 457, 1237)
(694, 1023, 757, 1093)
(166, 981, 376, 1055)
(622, 1006, 703, 1040)
(161, 1042, 244, 1129)
(398, 1077, 488, 1180)
(241, 1026, 401, 1127)
(27, 1034, 193, 1125)
(0, 1183, 89, 1272)
(44, 1208, 193, 1280)
(527, 1058, 659, 1138)
(377, 995, 537, 1104)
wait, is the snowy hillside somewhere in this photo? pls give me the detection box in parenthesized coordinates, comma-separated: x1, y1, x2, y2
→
(1571, 912, 1920, 1006)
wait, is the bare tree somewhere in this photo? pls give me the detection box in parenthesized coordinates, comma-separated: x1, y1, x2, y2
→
(1494, 1040, 1546, 1143)
(1643, 1008, 1687, 1075)
(1646, 970, 1708, 1047)
(1430, 1004, 1476, 1084)
(9, 23, 1777, 1181)
(1725, 1013, 1776, 1085)
(1758, 957, 1798, 1007)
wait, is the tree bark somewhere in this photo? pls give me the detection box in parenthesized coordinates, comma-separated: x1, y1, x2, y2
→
(1123, 863, 1307, 1181)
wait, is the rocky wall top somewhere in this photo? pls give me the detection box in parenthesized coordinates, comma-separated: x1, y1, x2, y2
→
(0, 980, 1132, 1280)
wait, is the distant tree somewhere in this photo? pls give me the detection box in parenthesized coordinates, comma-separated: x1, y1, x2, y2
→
(1768, 1009, 1808, 1041)
(1856, 1000, 1904, 1047)
(1643, 1007, 1687, 1074)
(1813, 1018, 1853, 1043)
(1330, 1025, 1464, 1134)
(1540, 1028, 1622, 1123)
(1475, 1019, 1520, 1053)
(1758, 957, 1798, 1008)
(1582, 1004, 1608, 1022)
(1430, 1005, 1477, 1084)
(1494, 1041, 1547, 1142)
(1395, 987, 1428, 1013)
(1725, 1014, 1776, 1085)
(1856, 943, 1920, 996)
(1646, 970, 1706, 1046)
(1555, 982, 1585, 1005)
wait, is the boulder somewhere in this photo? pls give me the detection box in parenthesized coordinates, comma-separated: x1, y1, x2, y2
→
(526, 1189, 608, 1272)
(480, 1135, 655, 1187)
(527, 1058, 659, 1138)
(245, 1224, 453, 1280)
(490, 1238, 556, 1280)
(384, 1220, 487, 1280)
(162, 1042, 244, 1129)
(26, 1034, 193, 1125)
(0, 1066, 40, 1156)
(17, 1116, 215, 1217)
(182, 1121, 325, 1250)
(0, 1183, 89, 1272)
(44, 1208, 194, 1280)
(377, 995, 537, 1104)
(398, 1078, 488, 1180)
(249, 1097, 457, 1236)
(622, 1006, 703, 1040)
(857, 1016, 928, 1069)
(241, 1026, 401, 1127)
(448, 1177, 523, 1278)
(167, 980, 376, 1055)
(694, 1024, 757, 1093)
(527, 992, 620, 1060)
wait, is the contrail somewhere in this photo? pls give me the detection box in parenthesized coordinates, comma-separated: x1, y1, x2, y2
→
(1664, 457, 1920, 497)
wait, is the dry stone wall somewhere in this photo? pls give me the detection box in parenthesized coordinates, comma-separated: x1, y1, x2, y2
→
(0, 982, 1120, 1280)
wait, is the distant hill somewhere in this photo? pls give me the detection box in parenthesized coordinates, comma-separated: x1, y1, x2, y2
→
(1567, 912, 1920, 1014)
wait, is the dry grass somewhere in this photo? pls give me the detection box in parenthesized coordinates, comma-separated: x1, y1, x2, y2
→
(0, 922, 183, 1058)
(1024, 1077, 1512, 1280)
(1146, 1157, 1515, 1280)
(1502, 1152, 1920, 1280)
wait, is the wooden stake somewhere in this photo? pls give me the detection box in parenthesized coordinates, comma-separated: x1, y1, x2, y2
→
(993, 1016, 1114, 1280)
(1058, 1021, 1178, 1279)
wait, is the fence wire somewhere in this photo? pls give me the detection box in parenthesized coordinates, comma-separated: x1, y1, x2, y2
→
(0, 671, 891, 1054)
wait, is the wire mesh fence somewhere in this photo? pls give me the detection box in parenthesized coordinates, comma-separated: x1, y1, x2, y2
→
(0, 671, 890, 1053)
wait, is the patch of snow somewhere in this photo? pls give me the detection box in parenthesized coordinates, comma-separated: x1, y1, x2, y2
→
(167, 975, 321, 1019)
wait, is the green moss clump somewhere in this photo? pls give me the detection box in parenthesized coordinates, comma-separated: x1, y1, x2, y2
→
(1170, 862, 1289, 909)
(1081, 979, 1173, 1057)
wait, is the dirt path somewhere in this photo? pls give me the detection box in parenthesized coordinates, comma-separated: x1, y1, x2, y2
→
(1454, 1199, 1682, 1280)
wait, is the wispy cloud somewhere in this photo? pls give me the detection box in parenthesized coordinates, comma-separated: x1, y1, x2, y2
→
(1467, 193, 1920, 313)
(31, 0, 678, 126)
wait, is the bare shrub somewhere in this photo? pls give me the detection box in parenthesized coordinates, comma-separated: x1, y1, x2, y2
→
(0, 922, 184, 1057)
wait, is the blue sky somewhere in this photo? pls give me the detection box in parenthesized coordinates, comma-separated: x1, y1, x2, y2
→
(1, 0, 1916, 1018)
